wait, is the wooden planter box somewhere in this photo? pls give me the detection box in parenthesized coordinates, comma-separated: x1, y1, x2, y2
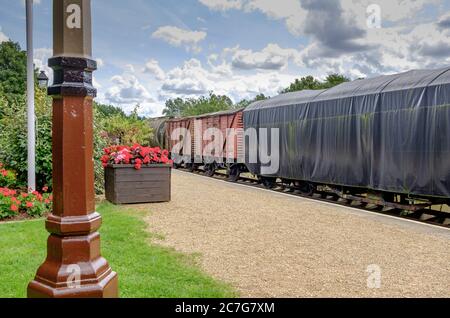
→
(104, 164, 171, 204)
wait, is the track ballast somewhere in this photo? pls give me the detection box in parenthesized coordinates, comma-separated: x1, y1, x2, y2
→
(176, 167, 450, 229)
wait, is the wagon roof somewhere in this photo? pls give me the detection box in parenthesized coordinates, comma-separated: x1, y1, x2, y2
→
(167, 108, 244, 122)
(194, 108, 245, 118)
(245, 66, 450, 111)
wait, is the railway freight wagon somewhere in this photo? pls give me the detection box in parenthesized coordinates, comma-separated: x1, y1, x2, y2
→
(244, 67, 450, 207)
(149, 116, 170, 149)
(167, 116, 195, 167)
(167, 109, 245, 179)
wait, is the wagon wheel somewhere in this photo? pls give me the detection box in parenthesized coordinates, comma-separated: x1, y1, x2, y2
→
(205, 163, 216, 177)
(185, 163, 195, 172)
(260, 177, 276, 189)
(298, 182, 315, 196)
(228, 165, 241, 182)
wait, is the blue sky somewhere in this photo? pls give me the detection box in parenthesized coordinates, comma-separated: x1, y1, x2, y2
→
(1, 0, 450, 117)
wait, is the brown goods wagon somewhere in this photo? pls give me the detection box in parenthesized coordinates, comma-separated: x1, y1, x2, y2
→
(166, 116, 195, 165)
(195, 108, 244, 163)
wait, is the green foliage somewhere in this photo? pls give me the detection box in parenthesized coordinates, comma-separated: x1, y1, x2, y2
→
(93, 106, 109, 194)
(0, 189, 18, 219)
(0, 166, 16, 188)
(162, 97, 185, 117)
(0, 186, 52, 220)
(163, 92, 234, 117)
(281, 74, 350, 93)
(100, 104, 153, 146)
(0, 91, 152, 194)
(94, 102, 126, 118)
(0, 202, 236, 298)
(17, 191, 52, 218)
(0, 41, 153, 195)
(0, 41, 27, 102)
(94, 104, 154, 193)
(321, 74, 351, 89)
(235, 93, 269, 108)
(0, 86, 52, 189)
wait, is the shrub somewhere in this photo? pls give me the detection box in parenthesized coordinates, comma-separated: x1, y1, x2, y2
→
(0, 188, 20, 219)
(101, 105, 153, 146)
(0, 163, 16, 188)
(0, 167, 52, 220)
(0, 87, 52, 189)
(93, 107, 109, 194)
(17, 190, 52, 218)
(0, 187, 52, 220)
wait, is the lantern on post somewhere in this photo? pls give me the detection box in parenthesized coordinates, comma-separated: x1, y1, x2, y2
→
(37, 71, 49, 88)
(28, 0, 118, 298)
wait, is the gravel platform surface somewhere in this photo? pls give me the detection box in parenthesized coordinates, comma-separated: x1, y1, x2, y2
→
(140, 170, 450, 298)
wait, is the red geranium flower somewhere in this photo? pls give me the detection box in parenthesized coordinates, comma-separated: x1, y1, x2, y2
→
(102, 144, 172, 169)
(26, 202, 34, 208)
(10, 205, 19, 212)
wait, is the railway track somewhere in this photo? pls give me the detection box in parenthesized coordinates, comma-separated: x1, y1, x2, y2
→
(177, 167, 450, 229)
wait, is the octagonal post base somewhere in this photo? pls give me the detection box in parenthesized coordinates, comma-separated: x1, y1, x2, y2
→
(27, 228, 118, 298)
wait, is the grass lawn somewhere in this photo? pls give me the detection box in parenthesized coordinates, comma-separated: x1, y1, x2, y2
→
(0, 202, 236, 298)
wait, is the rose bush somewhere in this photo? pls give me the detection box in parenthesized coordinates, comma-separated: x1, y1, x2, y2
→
(101, 144, 172, 170)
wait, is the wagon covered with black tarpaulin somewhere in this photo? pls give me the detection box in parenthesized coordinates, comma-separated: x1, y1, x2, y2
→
(244, 67, 450, 199)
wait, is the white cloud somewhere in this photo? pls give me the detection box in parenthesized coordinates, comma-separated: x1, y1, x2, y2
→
(93, 76, 102, 89)
(0, 27, 8, 43)
(245, 0, 306, 36)
(96, 58, 104, 68)
(143, 59, 166, 80)
(197, 1, 448, 78)
(341, 0, 439, 27)
(152, 26, 207, 53)
(225, 43, 301, 70)
(33, 47, 53, 84)
(198, 0, 243, 11)
(161, 59, 212, 95)
(199, 0, 306, 35)
(438, 12, 450, 29)
(297, 18, 450, 79)
(158, 58, 296, 105)
(199, 0, 439, 38)
(104, 65, 158, 115)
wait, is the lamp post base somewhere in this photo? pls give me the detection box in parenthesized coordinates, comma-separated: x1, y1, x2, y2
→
(27, 225, 119, 298)
(28, 271, 118, 298)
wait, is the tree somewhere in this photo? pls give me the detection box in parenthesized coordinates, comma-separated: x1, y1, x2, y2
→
(0, 41, 27, 99)
(281, 74, 350, 93)
(235, 93, 269, 108)
(322, 74, 350, 89)
(100, 104, 153, 146)
(163, 92, 234, 117)
(183, 92, 233, 117)
(163, 98, 186, 117)
(94, 102, 126, 118)
(281, 76, 322, 93)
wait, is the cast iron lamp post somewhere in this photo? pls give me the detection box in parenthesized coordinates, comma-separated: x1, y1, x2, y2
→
(28, 0, 118, 298)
